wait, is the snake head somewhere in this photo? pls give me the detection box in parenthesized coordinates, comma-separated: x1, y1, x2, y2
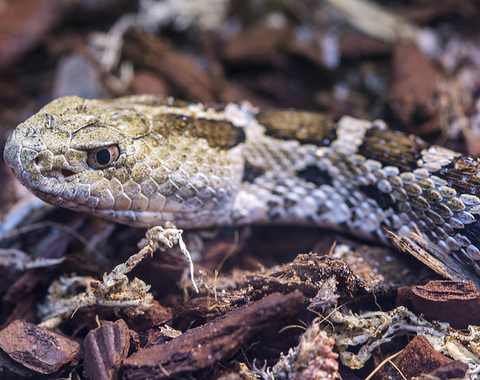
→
(4, 96, 128, 209)
(4, 96, 247, 227)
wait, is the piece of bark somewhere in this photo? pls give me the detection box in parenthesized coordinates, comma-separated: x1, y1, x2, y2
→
(411, 280, 480, 329)
(175, 253, 385, 327)
(309, 276, 339, 310)
(425, 360, 468, 380)
(122, 30, 214, 102)
(245, 254, 375, 306)
(220, 25, 292, 65)
(123, 291, 304, 379)
(83, 319, 131, 380)
(382, 335, 452, 380)
(0, 348, 37, 377)
(175, 253, 382, 329)
(0, 320, 80, 374)
(389, 39, 439, 135)
(125, 300, 173, 346)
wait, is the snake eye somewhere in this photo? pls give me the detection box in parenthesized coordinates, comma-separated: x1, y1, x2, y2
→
(87, 145, 119, 169)
(175, 115, 189, 129)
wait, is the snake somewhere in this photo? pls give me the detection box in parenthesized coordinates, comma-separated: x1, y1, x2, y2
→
(3, 95, 480, 275)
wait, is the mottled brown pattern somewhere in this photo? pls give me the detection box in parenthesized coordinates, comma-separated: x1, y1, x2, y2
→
(437, 155, 480, 253)
(152, 114, 245, 150)
(256, 109, 337, 146)
(438, 155, 480, 197)
(358, 127, 429, 171)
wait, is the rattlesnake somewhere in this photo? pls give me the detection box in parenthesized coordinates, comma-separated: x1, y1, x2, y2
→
(3, 95, 480, 275)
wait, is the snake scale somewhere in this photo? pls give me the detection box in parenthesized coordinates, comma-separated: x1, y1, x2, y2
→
(3, 95, 480, 274)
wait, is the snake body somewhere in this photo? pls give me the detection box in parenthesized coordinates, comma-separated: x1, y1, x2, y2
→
(3, 95, 480, 270)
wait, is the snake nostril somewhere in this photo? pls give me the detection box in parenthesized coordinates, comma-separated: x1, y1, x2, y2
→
(35, 156, 41, 165)
(62, 169, 75, 177)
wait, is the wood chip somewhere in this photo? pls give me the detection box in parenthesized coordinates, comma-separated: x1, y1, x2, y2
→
(123, 292, 304, 379)
(0, 320, 80, 375)
(84, 319, 131, 380)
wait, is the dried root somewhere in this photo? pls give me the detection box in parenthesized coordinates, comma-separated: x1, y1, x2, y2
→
(38, 223, 196, 328)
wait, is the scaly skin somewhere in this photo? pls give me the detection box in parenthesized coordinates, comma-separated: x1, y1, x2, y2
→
(4, 95, 480, 273)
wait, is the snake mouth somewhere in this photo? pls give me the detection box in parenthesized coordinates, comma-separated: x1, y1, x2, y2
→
(61, 169, 75, 178)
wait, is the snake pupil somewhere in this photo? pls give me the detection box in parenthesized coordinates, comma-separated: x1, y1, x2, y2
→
(87, 145, 119, 169)
(96, 149, 111, 165)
